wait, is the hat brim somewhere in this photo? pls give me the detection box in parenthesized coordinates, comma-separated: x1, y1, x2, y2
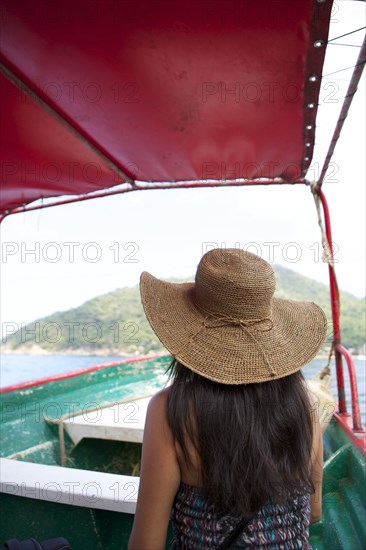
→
(140, 272, 328, 384)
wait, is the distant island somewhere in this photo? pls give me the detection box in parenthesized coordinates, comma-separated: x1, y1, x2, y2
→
(2, 265, 365, 356)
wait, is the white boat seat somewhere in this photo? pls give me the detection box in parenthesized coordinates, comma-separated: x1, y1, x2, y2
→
(63, 395, 152, 445)
(0, 458, 139, 513)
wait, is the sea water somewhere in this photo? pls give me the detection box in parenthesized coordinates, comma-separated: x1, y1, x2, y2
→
(0, 354, 128, 387)
(1, 354, 365, 423)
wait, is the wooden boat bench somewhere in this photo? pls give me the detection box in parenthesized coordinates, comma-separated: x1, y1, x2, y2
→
(0, 458, 139, 514)
(62, 395, 152, 445)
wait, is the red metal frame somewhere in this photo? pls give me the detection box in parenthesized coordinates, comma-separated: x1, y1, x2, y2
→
(337, 344, 364, 431)
(313, 30, 366, 452)
(318, 189, 346, 414)
(0, 178, 306, 222)
(333, 412, 366, 456)
(317, 188, 365, 444)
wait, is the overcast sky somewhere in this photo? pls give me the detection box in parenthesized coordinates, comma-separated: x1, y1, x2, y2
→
(1, 1, 365, 340)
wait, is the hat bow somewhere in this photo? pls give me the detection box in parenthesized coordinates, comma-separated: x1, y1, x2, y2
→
(194, 303, 277, 378)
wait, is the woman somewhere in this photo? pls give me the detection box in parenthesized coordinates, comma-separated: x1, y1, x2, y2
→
(128, 248, 326, 549)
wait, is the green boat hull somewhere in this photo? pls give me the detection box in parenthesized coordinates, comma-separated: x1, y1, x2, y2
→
(0, 495, 135, 550)
(310, 421, 366, 549)
(0, 356, 365, 549)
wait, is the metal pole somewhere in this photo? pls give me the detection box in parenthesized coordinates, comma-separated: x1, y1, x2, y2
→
(318, 188, 347, 413)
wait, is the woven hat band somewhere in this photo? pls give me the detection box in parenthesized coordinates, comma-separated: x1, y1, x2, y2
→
(188, 300, 277, 378)
(201, 311, 274, 332)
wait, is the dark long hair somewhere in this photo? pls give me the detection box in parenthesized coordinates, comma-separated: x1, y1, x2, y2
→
(166, 359, 315, 516)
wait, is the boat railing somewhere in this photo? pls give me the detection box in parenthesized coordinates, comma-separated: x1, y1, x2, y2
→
(315, 187, 365, 454)
(336, 344, 363, 431)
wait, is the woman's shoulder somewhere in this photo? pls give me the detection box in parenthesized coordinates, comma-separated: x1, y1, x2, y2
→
(149, 386, 171, 406)
(145, 386, 171, 426)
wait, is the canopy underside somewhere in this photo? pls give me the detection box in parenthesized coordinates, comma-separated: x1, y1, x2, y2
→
(0, 0, 333, 216)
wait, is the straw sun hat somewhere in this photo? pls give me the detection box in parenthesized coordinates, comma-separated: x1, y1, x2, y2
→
(140, 248, 327, 384)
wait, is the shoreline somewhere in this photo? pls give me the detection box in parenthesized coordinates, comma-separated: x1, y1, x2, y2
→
(1, 349, 365, 360)
(0, 347, 158, 358)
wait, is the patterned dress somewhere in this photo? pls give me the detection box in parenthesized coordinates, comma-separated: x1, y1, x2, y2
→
(170, 482, 311, 549)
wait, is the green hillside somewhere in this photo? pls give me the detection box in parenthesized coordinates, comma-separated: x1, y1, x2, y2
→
(3, 266, 365, 355)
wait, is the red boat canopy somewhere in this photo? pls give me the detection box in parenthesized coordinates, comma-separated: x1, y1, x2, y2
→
(0, 0, 332, 216)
